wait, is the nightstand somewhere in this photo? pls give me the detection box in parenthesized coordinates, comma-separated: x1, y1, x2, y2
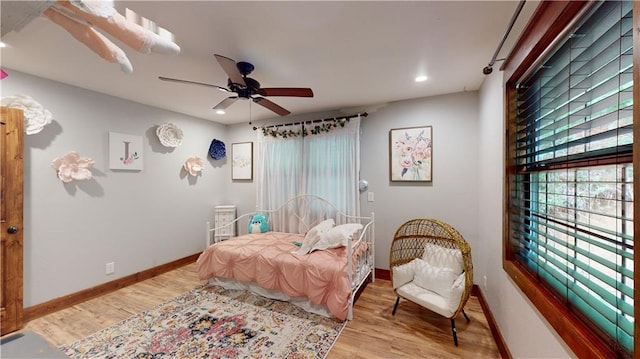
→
(214, 205, 236, 243)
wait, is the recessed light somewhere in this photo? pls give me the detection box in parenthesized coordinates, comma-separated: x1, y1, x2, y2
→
(215, 110, 225, 115)
(415, 75, 428, 82)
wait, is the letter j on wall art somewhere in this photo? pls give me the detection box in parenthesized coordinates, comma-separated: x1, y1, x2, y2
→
(109, 132, 143, 171)
(389, 126, 432, 182)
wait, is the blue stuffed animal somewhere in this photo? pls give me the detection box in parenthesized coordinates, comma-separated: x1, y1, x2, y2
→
(248, 213, 268, 233)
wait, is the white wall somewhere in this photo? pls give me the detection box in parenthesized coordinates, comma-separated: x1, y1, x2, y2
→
(359, 93, 480, 268)
(4, 70, 228, 307)
(476, 70, 575, 358)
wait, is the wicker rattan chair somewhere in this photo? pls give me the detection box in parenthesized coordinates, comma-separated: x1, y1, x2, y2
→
(389, 218, 473, 346)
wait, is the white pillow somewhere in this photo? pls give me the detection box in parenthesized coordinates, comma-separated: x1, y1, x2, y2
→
(309, 223, 363, 252)
(447, 272, 466, 310)
(422, 242, 464, 274)
(413, 258, 459, 299)
(311, 218, 336, 235)
(293, 219, 335, 255)
(392, 258, 419, 289)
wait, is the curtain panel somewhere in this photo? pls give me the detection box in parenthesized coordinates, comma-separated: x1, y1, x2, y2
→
(256, 116, 361, 232)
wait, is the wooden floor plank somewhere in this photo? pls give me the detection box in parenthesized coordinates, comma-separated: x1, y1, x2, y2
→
(23, 263, 501, 358)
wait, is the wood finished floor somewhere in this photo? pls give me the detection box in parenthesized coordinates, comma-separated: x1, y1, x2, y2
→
(24, 263, 501, 358)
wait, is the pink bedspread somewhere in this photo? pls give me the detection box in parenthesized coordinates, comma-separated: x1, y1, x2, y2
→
(196, 232, 352, 320)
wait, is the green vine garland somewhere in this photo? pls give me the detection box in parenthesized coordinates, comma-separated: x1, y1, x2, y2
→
(253, 118, 350, 138)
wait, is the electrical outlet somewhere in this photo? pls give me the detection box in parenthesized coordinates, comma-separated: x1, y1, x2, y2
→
(483, 275, 488, 289)
(367, 191, 374, 202)
(105, 262, 115, 275)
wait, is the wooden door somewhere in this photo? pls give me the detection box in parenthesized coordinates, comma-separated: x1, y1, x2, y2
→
(1, 106, 24, 335)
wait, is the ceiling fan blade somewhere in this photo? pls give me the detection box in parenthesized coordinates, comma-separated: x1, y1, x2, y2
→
(158, 76, 230, 92)
(253, 97, 290, 116)
(214, 54, 246, 87)
(213, 96, 239, 110)
(257, 88, 314, 97)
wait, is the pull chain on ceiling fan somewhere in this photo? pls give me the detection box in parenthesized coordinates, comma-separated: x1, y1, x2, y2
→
(248, 95, 252, 125)
(159, 54, 314, 116)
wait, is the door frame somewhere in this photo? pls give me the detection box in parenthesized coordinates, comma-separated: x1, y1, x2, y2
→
(1, 106, 25, 335)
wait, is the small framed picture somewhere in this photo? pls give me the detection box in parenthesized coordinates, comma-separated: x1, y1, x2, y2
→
(232, 142, 253, 180)
(389, 126, 432, 182)
(109, 132, 143, 171)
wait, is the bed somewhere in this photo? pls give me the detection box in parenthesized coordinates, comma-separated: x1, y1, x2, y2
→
(196, 194, 375, 321)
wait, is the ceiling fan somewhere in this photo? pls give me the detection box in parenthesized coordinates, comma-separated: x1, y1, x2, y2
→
(159, 54, 314, 116)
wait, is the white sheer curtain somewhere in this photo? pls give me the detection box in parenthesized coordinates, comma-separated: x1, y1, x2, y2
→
(302, 116, 360, 217)
(256, 116, 361, 229)
(256, 123, 303, 232)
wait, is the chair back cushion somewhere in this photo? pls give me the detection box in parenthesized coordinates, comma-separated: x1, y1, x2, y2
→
(413, 258, 458, 299)
(422, 242, 463, 274)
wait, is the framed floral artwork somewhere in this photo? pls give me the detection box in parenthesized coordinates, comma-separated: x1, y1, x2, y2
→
(232, 142, 253, 180)
(389, 126, 432, 182)
(109, 132, 143, 170)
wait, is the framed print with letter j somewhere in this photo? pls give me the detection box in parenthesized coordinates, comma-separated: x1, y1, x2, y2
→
(389, 126, 432, 182)
(109, 132, 143, 171)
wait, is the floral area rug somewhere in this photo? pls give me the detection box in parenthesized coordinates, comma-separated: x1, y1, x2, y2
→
(59, 285, 346, 358)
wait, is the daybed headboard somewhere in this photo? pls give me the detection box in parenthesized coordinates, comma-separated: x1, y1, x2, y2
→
(216, 194, 369, 236)
(206, 194, 374, 247)
(257, 194, 364, 234)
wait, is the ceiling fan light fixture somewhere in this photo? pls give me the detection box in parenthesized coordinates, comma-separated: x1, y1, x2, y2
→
(161, 54, 313, 117)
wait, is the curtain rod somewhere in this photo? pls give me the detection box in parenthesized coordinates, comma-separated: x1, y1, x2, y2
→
(482, 0, 526, 75)
(260, 112, 368, 129)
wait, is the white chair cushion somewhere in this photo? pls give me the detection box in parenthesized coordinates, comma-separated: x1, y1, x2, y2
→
(392, 258, 418, 289)
(448, 272, 466, 311)
(396, 282, 455, 318)
(413, 258, 458, 299)
(422, 242, 464, 274)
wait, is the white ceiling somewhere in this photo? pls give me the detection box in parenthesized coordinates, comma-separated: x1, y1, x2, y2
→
(0, 1, 537, 125)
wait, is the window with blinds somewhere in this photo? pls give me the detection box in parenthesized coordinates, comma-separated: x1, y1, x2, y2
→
(509, 0, 634, 356)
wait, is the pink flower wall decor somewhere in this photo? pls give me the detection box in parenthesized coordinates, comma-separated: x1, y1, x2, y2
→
(183, 156, 203, 176)
(51, 151, 95, 183)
